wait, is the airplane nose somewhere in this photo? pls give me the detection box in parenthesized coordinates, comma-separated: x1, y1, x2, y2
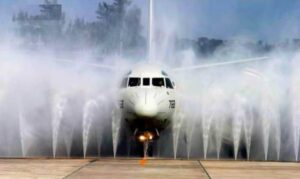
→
(134, 100, 158, 118)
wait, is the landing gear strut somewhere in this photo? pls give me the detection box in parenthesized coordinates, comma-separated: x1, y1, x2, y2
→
(143, 140, 149, 158)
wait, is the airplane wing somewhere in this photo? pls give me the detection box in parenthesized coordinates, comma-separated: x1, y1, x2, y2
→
(172, 57, 270, 72)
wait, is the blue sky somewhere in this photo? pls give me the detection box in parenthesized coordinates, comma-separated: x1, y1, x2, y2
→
(1, 0, 300, 42)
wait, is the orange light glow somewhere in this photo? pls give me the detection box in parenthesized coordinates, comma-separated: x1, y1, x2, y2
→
(149, 134, 153, 140)
(138, 135, 146, 142)
(140, 158, 147, 166)
(137, 131, 155, 142)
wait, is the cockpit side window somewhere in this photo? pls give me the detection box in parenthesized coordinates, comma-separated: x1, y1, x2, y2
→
(152, 78, 165, 87)
(143, 78, 150, 86)
(121, 78, 128, 88)
(128, 77, 141, 87)
(166, 78, 174, 89)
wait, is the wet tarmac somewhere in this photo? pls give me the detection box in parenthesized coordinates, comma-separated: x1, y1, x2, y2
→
(0, 158, 299, 179)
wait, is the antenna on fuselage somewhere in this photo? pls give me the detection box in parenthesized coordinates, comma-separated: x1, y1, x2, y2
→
(148, 0, 154, 62)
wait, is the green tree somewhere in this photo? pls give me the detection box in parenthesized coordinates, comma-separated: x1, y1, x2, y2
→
(95, 0, 132, 53)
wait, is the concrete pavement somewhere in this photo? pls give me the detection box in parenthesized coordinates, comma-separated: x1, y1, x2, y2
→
(0, 158, 299, 179)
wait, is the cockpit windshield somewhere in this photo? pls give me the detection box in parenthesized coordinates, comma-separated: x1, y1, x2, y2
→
(128, 77, 141, 87)
(121, 78, 128, 88)
(143, 78, 150, 86)
(152, 78, 165, 87)
(166, 78, 174, 89)
(123, 77, 174, 89)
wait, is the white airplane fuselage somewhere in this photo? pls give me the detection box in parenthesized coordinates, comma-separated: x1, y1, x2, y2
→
(119, 64, 176, 140)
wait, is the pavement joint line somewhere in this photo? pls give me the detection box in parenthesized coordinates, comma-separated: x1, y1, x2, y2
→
(63, 159, 97, 179)
(198, 160, 212, 179)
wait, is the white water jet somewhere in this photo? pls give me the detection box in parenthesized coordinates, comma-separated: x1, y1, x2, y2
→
(261, 110, 271, 161)
(259, 73, 280, 161)
(18, 112, 26, 157)
(200, 87, 225, 159)
(291, 63, 300, 161)
(213, 90, 226, 160)
(232, 96, 245, 160)
(263, 109, 280, 161)
(52, 94, 67, 158)
(202, 111, 213, 159)
(267, 101, 281, 161)
(94, 96, 107, 156)
(291, 71, 300, 161)
(148, 0, 154, 61)
(185, 117, 195, 159)
(112, 109, 122, 158)
(172, 112, 184, 159)
(82, 99, 98, 158)
(63, 125, 74, 157)
(243, 107, 254, 160)
(292, 102, 300, 161)
(233, 111, 243, 160)
(293, 119, 300, 161)
(215, 117, 225, 159)
(267, 103, 281, 161)
(274, 119, 281, 160)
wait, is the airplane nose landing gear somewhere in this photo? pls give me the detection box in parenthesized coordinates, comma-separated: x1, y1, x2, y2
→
(137, 131, 154, 158)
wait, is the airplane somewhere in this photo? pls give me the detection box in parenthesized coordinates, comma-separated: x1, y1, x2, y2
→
(69, 57, 268, 157)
